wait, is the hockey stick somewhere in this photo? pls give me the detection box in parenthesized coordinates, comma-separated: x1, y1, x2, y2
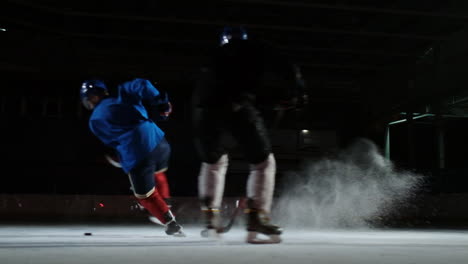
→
(201, 198, 246, 237)
(105, 154, 122, 168)
(218, 198, 244, 233)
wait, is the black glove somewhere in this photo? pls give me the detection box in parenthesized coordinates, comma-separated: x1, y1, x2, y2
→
(145, 92, 173, 122)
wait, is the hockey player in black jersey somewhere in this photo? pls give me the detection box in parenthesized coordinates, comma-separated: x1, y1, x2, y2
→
(192, 26, 307, 243)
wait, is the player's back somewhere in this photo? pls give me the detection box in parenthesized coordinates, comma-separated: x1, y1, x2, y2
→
(195, 39, 295, 109)
(214, 39, 266, 92)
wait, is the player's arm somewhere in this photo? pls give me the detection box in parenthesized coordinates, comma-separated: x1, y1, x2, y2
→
(118, 78, 160, 103)
(148, 92, 172, 121)
(273, 54, 308, 112)
(288, 64, 308, 110)
(119, 78, 173, 121)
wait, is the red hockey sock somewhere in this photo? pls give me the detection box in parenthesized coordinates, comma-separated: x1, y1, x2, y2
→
(137, 189, 170, 224)
(154, 172, 170, 199)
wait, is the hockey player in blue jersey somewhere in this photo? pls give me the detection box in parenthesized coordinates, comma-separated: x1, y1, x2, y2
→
(80, 78, 184, 236)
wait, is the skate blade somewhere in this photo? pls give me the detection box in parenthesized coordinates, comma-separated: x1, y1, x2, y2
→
(172, 230, 186, 237)
(246, 232, 281, 244)
(201, 229, 222, 239)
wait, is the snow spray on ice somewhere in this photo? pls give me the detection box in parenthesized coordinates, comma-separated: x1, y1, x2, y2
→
(273, 138, 423, 229)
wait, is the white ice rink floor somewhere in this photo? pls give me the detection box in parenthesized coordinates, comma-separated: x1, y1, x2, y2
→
(1, 224, 468, 264)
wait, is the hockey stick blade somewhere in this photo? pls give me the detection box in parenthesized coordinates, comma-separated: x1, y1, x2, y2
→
(201, 198, 245, 237)
(218, 206, 241, 233)
(105, 155, 122, 168)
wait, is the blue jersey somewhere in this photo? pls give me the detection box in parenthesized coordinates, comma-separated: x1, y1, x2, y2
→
(89, 78, 165, 173)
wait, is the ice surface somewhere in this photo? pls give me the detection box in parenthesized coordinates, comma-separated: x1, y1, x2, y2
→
(1, 224, 467, 264)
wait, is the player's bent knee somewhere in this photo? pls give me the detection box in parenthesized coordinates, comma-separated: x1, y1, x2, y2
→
(199, 154, 229, 184)
(204, 154, 228, 167)
(134, 187, 156, 199)
(155, 168, 168, 174)
(203, 152, 228, 164)
(252, 153, 276, 172)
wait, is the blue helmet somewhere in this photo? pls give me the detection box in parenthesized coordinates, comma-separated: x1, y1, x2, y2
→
(220, 26, 248, 46)
(80, 80, 108, 110)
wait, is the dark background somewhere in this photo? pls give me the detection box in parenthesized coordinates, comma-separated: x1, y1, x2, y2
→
(2, 0, 468, 197)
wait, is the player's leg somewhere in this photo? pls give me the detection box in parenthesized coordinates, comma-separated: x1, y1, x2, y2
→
(193, 108, 229, 235)
(198, 154, 228, 236)
(230, 103, 282, 243)
(152, 137, 172, 206)
(129, 141, 184, 236)
(147, 138, 176, 225)
(154, 170, 171, 204)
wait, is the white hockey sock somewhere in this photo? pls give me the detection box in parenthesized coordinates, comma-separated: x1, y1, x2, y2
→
(246, 154, 276, 213)
(198, 154, 229, 209)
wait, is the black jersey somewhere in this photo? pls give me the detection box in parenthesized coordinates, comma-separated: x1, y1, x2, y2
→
(194, 39, 304, 110)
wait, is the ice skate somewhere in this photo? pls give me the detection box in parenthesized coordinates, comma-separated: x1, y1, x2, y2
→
(245, 208, 282, 244)
(135, 200, 173, 225)
(200, 208, 222, 239)
(165, 220, 185, 237)
(164, 211, 186, 237)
